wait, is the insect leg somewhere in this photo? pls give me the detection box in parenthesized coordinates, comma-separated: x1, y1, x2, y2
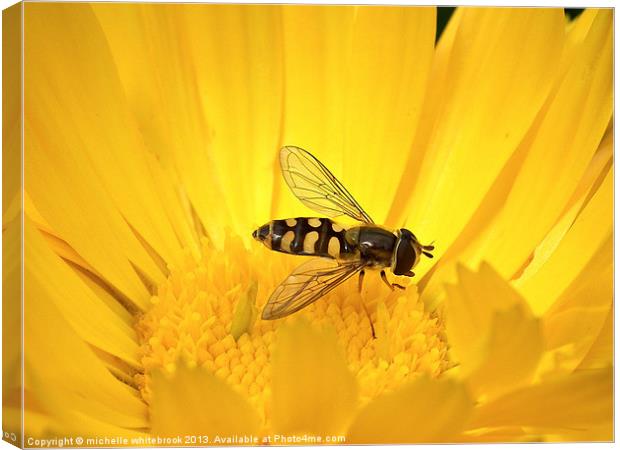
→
(358, 295, 376, 339)
(358, 269, 365, 293)
(355, 269, 375, 338)
(381, 270, 406, 291)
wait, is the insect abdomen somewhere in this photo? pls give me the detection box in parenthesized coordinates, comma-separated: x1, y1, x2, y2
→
(252, 218, 351, 259)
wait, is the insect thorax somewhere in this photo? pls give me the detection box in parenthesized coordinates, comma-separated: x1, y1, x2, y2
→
(345, 225, 397, 268)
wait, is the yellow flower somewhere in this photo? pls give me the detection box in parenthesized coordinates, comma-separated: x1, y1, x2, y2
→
(6, 3, 611, 445)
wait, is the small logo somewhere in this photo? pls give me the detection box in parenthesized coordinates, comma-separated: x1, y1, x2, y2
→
(3, 431, 17, 442)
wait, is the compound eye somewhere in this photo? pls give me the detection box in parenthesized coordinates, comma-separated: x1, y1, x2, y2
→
(393, 239, 417, 275)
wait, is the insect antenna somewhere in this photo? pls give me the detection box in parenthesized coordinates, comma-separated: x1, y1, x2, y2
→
(421, 241, 435, 251)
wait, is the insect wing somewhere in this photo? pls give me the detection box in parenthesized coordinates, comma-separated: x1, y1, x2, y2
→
(262, 258, 366, 320)
(280, 146, 374, 224)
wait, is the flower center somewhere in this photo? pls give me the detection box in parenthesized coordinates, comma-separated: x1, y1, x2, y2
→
(134, 235, 450, 425)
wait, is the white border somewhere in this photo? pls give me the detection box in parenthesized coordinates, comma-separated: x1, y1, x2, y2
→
(0, 2, 616, 450)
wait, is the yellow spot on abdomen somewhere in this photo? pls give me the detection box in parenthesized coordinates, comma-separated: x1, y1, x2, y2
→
(308, 218, 322, 228)
(281, 231, 295, 252)
(285, 218, 297, 227)
(328, 237, 341, 258)
(304, 231, 319, 253)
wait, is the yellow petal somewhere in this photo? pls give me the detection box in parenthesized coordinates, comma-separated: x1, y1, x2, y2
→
(462, 9, 612, 280)
(24, 271, 147, 431)
(340, 7, 436, 224)
(518, 166, 612, 315)
(25, 3, 197, 308)
(26, 219, 140, 366)
(26, 371, 148, 441)
(388, 8, 565, 271)
(446, 263, 528, 360)
(271, 6, 436, 225)
(3, 2, 21, 227)
(562, 9, 599, 65)
(23, 408, 49, 440)
(445, 263, 542, 398)
(458, 427, 534, 443)
(3, 216, 22, 398)
(419, 9, 612, 309)
(417, 121, 534, 309)
(3, 198, 22, 441)
(577, 305, 612, 370)
(51, 413, 148, 442)
(466, 306, 543, 399)
(547, 423, 612, 443)
(347, 377, 472, 443)
(93, 4, 224, 248)
(150, 365, 260, 437)
(94, 4, 283, 243)
(273, 6, 354, 219)
(271, 319, 357, 435)
(470, 368, 612, 434)
(4, 13, 23, 437)
(515, 125, 612, 286)
(179, 5, 284, 239)
(539, 235, 612, 374)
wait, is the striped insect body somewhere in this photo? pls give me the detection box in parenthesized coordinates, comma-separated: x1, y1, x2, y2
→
(253, 217, 353, 260)
(252, 146, 434, 331)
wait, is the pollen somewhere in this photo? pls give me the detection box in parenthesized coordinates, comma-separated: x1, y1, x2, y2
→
(135, 235, 450, 425)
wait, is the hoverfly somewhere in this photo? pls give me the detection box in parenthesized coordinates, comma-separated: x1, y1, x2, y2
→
(252, 146, 434, 337)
